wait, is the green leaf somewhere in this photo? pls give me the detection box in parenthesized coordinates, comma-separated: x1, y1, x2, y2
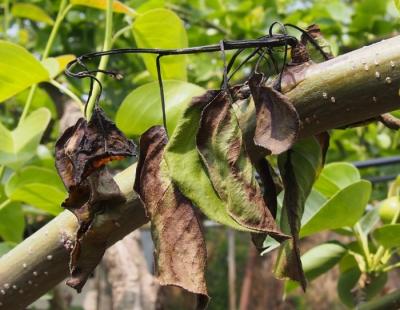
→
(11, 3, 54, 25)
(0, 41, 49, 102)
(70, 0, 137, 16)
(164, 90, 253, 231)
(300, 180, 371, 237)
(5, 166, 66, 215)
(314, 162, 360, 198)
(42, 54, 75, 78)
(337, 268, 360, 307)
(285, 241, 347, 293)
(132, 8, 188, 80)
(0, 202, 25, 243)
(0, 108, 51, 168)
(373, 224, 400, 248)
(116, 80, 204, 137)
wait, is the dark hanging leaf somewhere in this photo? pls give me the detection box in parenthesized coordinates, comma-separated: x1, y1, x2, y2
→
(164, 90, 256, 231)
(55, 107, 136, 189)
(66, 167, 126, 292)
(135, 126, 209, 309)
(274, 138, 323, 291)
(54, 107, 136, 292)
(249, 73, 300, 155)
(196, 86, 287, 240)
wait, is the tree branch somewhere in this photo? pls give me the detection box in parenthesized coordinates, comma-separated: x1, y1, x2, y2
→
(1, 35, 400, 309)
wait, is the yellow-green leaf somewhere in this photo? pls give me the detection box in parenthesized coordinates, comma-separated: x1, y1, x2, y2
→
(0, 108, 51, 168)
(70, 0, 137, 16)
(42, 54, 75, 78)
(132, 8, 188, 80)
(0, 41, 49, 102)
(11, 3, 54, 25)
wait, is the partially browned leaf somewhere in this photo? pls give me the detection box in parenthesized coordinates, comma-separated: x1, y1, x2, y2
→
(55, 107, 136, 189)
(276, 152, 306, 290)
(196, 87, 288, 241)
(54, 107, 136, 292)
(249, 73, 300, 155)
(135, 126, 209, 309)
(66, 167, 126, 292)
(274, 138, 323, 291)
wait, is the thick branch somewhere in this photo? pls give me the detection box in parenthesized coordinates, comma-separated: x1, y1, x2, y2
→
(0, 166, 148, 310)
(1, 36, 400, 309)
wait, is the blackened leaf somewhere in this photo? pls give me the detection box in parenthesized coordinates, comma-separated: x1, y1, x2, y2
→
(164, 90, 253, 231)
(197, 87, 287, 240)
(249, 73, 299, 155)
(315, 131, 330, 167)
(135, 126, 209, 309)
(66, 167, 126, 292)
(274, 138, 323, 291)
(55, 107, 136, 189)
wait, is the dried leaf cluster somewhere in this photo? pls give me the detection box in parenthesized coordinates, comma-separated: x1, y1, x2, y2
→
(54, 25, 332, 308)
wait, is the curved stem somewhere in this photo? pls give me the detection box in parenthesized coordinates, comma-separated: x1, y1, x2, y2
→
(111, 25, 132, 46)
(19, 1, 71, 124)
(85, 0, 114, 120)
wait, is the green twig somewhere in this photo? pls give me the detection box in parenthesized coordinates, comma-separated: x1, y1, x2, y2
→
(19, 1, 72, 124)
(85, 0, 114, 120)
(354, 223, 372, 271)
(111, 25, 132, 46)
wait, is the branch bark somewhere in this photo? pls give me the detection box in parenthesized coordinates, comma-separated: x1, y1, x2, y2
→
(1, 35, 400, 309)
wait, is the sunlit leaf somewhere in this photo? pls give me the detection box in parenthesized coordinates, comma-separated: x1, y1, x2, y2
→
(300, 181, 371, 237)
(116, 80, 204, 137)
(42, 54, 75, 78)
(11, 3, 54, 25)
(5, 166, 66, 215)
(132, 8, 188, 80)
(70, 0, 137, 16)
(314, 162, 360, 198)
(0, 41, 49, 102)
(0, 108, 51, 168)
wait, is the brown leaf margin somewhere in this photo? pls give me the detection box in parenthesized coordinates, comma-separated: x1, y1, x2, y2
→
(134, 126, 209, 310)
(249, 73, 300, 155)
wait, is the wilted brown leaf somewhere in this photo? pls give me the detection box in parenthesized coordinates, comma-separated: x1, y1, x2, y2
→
(135, 126, 209, 309)
(249, 73, 300, 155)
(54, 107, 136, 292)
(66, 167, 126, 292)
(55, 107, 136, 189)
